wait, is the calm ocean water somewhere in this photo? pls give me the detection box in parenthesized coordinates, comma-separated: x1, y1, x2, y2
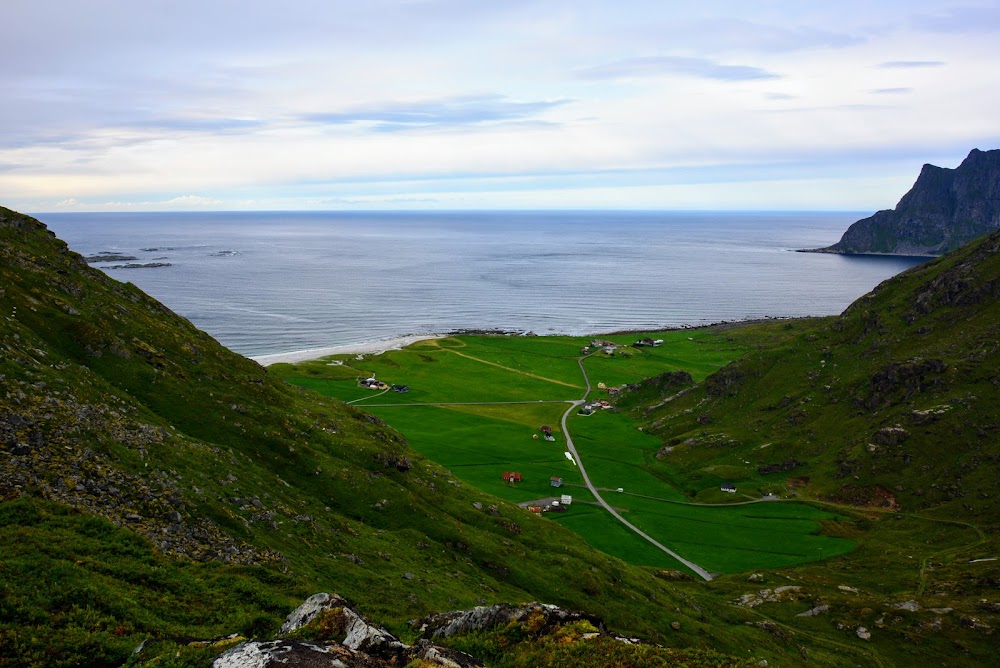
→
(37, 211, 925, 357)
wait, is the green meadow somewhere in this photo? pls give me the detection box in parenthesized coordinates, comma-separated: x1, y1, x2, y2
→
(272, 330, 855, 575)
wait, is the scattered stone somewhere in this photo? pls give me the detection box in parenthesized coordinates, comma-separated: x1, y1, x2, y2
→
(747, 573, 765, 583)
(403, 573, 414, 580)
(837, 585, 859, 593)
(893, 600, 921, 612)
(736, 586, 803, 608)
(929, 607, 954, 615)
(417, 603, 604, 640)
(796, 604, 829, 617)
(874, 426, 910, 445)
(856, 626, 871, 641)
(670, 621, 681, 631)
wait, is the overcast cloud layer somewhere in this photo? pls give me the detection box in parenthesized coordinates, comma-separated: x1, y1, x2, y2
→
(2, 0, 998, 211)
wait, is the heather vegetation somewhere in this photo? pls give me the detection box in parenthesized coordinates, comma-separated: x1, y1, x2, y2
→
(3, 204, 999, 666)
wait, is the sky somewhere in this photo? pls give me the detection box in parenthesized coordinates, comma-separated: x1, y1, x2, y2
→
(2, 0, 999, 212)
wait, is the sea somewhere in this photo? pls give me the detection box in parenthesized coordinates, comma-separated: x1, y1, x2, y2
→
(37, 211, 926, 358)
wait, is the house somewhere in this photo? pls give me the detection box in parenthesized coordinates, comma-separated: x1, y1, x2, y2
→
(540, 425, 553, 435)
(634, 337, 655, 347)
(652, 339, 663, 347)
(597, 382, 607, 390)
(502, 472, 523, 483)
(393, 385, 410, 393)
(550, 476, 563, 487)
(548, 504, 567, 513)
(607, 387, 620, 396)
(721, 483, 737, 493)
(544, 434, 555, 442)
(581, 346, 590, 354)
(560, 494, 572, 505)
(528, 506, 543, 514)
(578, 405, 593, 416)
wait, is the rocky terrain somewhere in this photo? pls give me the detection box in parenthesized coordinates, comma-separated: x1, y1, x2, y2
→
(804, 148, 1000, 256)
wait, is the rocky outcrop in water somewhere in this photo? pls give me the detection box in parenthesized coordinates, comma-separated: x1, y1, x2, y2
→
(803, 148, 1000, 256)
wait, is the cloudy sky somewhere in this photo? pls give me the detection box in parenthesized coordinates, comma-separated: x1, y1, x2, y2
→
(3, 0, 998, 212)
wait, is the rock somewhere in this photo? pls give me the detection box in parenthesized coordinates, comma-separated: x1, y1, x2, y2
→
(837, 585, 859, 593)
(802, 149, 1000, 256)
(874, 427, 910, 445)
(747, 573, 765, 583)
(893, 600, 921, 612)
(670, 621, 681, 631)
(213, 639, 358, 668)
(736, 586, 803, 608)
(856, 626, 871, 641)
(417, 603, 603, 640)
(164, 511, 182, 523)
(796, 604, 829, 617)
(403, 572, 414, 580)
(280, 592, 339, 634)
(125, 513, 142, 522)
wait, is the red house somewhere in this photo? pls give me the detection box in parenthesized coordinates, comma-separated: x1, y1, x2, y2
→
(501, 472, 523, 483)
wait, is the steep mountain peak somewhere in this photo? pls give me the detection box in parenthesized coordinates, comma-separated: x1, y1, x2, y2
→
(804, 148, 1000, 256)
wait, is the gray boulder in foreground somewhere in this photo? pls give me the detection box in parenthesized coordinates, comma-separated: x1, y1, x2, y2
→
(214, 593, 482, 668)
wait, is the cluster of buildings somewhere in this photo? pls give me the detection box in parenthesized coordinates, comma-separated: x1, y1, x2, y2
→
(578, 400, 614, 416)
(359, 376, 409, 393)
(527, 494, 573, 514)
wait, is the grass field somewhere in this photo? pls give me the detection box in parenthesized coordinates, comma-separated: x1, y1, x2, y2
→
(272, 330, 856, 575)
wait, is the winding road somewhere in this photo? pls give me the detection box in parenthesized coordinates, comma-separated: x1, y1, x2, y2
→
(560, 355, 715, 581)
(353, 348, 715, 580)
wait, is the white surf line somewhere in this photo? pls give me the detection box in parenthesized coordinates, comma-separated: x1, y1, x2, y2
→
(560, 355, 715, 581)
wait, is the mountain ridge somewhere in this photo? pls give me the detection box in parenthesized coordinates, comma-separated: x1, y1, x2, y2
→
(803, 148, 1000, 256)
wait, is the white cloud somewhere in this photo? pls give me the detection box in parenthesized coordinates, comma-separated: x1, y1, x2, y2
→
(1, 1, 998, 212)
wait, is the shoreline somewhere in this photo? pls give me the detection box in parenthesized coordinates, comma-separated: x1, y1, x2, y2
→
(248, 316, 812, 367)
(249, 334, 446, 366)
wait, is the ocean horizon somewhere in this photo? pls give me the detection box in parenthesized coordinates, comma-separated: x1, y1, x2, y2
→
(37, 210, 926, 357)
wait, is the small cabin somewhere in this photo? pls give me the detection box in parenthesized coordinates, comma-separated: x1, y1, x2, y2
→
(720, 483, 737, 494)
(502, 471, 523, 483)
(540, 425, 553, 435)
(528, 506, 543, 514)
(560, 494, 573, 505)
(550, 477, 563, 487)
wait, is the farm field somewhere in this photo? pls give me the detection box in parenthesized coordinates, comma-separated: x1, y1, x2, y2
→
(272, 328, 856, 575)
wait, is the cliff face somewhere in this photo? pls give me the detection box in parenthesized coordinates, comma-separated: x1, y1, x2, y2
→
(811, 148, 1000, 256)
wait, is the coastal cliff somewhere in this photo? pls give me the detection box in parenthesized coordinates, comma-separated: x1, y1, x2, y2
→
(805, 148, 1000, 256)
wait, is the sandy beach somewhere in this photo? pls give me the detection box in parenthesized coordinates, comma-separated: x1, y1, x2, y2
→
(249, 334, 444, 366)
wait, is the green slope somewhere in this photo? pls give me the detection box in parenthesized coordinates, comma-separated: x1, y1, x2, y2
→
(0, 207, 778, 666)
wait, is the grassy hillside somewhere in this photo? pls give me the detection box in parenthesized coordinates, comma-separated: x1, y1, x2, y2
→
(4, 204, 999, 666)
(620, 230, 1000, 666)
(0, 207, 794, 666)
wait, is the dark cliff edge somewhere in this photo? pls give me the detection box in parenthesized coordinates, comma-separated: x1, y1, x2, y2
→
(801, 148, 1000, 256)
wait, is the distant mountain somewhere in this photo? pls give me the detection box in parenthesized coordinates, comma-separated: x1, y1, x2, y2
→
(805, 148, 1000, 256)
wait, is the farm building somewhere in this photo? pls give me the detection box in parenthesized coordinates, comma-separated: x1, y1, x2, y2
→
(720, 483, 737, 493)
(502, 472, 523, 483)
(560, 494, 572, 505)
(550, 477, 563, 487)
